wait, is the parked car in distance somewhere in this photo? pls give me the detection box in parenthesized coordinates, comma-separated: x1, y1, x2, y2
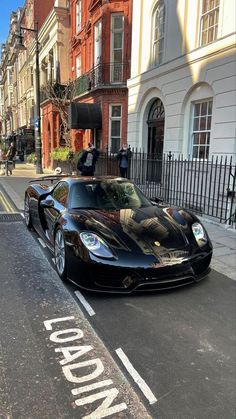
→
(24, 176, 212, 293)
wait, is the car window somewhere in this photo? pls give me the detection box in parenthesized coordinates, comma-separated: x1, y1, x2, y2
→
(70, 183, 97, 208)
(70, 180, 151, 210)
(52, 182, 69, 206)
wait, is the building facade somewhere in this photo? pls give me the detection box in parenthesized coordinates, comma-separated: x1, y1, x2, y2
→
(0, 10, 22, 146)
(70, 0, 132, 152)
(16, 0, 55, 156)
(39, 0, 70, 167)
(127, 0, 236, 161)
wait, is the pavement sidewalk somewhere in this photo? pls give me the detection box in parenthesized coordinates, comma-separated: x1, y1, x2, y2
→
(1, 161, 235, 281)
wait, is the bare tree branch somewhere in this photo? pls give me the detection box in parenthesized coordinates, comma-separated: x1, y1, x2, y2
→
(41, 81, 76, 148)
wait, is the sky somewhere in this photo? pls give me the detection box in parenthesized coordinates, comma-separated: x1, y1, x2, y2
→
(0, 0, 24, 45)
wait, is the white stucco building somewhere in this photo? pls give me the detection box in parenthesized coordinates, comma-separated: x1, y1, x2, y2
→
(127, 0, 236, 161)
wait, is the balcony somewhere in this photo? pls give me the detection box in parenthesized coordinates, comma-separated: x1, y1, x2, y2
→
(40, 82, 67, 104)
(73, 62, 129, 98)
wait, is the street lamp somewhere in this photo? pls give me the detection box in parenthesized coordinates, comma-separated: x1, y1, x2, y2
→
(15, 22, 43, 174)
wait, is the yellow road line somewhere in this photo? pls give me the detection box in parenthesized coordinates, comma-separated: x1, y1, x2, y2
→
(0, 191, 15, 212)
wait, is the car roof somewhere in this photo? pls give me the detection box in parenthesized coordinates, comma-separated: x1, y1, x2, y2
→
(67, 176, 133, 185)
(29, 175, 133, 188)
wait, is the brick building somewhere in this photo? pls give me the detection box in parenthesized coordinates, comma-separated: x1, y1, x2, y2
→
(70, 0, 132, 152)
(16, 0, 54, 155)
(39, 0, 70, 168)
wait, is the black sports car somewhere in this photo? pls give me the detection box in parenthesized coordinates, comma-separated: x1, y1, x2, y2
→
(24, 176, 212, 292)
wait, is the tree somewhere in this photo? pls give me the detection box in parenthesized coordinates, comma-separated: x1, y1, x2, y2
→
(40, 81, 76, 148)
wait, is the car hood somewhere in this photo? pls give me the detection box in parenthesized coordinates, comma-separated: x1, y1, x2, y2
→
(72, 205, 196, 259)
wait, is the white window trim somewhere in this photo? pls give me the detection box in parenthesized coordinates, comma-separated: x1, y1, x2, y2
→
(151, 1, 166, 67)
(76, 54, 81, 78)
(110, 14, 124, 83)
(76, 0, 82, 33)
(189, 99, 213, 160)
(199, 0, 220, 47)
(94, 19, 102, 66)
(109, 104, 122, 153)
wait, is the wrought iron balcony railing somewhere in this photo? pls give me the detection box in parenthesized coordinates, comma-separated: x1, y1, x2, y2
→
(40, 82, 67, 104)
(73, 61, 129, 98)
(39, 62, 129, 103)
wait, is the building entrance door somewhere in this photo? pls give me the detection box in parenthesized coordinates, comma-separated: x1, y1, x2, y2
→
(147, 99, 165, 182)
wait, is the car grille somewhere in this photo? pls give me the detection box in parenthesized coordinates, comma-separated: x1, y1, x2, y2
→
(91, 263, 198, 291)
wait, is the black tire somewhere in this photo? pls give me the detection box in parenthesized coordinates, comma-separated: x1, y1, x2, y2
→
(24, 194, 33, 229)
(54, 227, 67, 281)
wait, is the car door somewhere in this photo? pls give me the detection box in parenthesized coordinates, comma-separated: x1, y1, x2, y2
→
(43, 181, 69, 244)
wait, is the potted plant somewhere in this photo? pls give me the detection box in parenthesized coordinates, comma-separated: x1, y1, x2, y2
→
(50, 147, 73, 173)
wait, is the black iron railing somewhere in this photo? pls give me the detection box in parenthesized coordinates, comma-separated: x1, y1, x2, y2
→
(95, 150, 236, 226)
(73, 62, 129, 97)
(40, 83, 68, 104)
(40, 63, 129, 102)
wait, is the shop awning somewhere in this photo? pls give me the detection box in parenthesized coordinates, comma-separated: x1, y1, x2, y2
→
(68, 103, 102, 129)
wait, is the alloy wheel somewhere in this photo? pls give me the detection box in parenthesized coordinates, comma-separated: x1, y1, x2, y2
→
(24, 195, 32, 228)
(54, 228, 66, 278)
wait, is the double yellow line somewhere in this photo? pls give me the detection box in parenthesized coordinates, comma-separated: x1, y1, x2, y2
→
(0, 190, 15, 212)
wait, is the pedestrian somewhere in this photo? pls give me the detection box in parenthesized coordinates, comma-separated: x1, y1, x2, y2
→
(6, 142, 16, 161)
(6, 142, 16, 175)
(77, 142, 99, 176)
(116, 144, 132, 178)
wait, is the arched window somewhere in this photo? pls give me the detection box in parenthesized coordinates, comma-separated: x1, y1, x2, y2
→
(152, 1, 165, 66)
(148, 98, 165, 122)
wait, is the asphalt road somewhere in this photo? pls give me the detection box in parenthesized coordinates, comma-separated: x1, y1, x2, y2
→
(78, 274, 235, 418)
(0, 212, 235, 418)
(0, 219, 150, 419)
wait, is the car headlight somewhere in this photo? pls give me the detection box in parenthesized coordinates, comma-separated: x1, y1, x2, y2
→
(80, 232, 114, 258)
(192, 223, 207, 246)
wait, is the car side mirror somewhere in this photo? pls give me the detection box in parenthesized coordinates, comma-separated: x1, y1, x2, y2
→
(40, 198, 54, 208)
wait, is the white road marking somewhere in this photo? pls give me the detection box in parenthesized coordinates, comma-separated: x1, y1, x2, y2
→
(38, 237, 46, 248)
(115, 348, 157, 405)
(43, 317, 129, 418)
(75, 291, 96, 317)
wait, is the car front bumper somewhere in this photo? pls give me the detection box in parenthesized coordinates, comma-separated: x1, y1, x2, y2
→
(71, 251, 212, 293)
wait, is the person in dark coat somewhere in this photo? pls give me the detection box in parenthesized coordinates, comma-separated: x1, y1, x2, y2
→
(6, 142, 17, 174)
(6, 142, 16, 161)
(77, 142, 99, 176)
(117, 144, 132, 178)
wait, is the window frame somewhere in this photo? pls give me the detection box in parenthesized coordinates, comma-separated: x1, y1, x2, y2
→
(109, 104, 122, 153)
(190, 99, 213, 160)
(152, 1, 165, 67)
(76, 54, 81, 78)
(110, 13, 124, 83)
(199, 0, 220, 47)
(94, 19, 102, 66)
(76, 0, 82, 33)
(52, 182, 69, 207)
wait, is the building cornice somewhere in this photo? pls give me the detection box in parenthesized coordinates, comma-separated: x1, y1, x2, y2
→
(38, 6, 69, 45)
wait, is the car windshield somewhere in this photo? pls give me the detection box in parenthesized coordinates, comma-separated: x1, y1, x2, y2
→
(69, 180, 152, 210)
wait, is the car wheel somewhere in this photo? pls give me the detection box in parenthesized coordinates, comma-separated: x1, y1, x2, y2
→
(24, 194, 33, 229)
(54, 227, 67, 281)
